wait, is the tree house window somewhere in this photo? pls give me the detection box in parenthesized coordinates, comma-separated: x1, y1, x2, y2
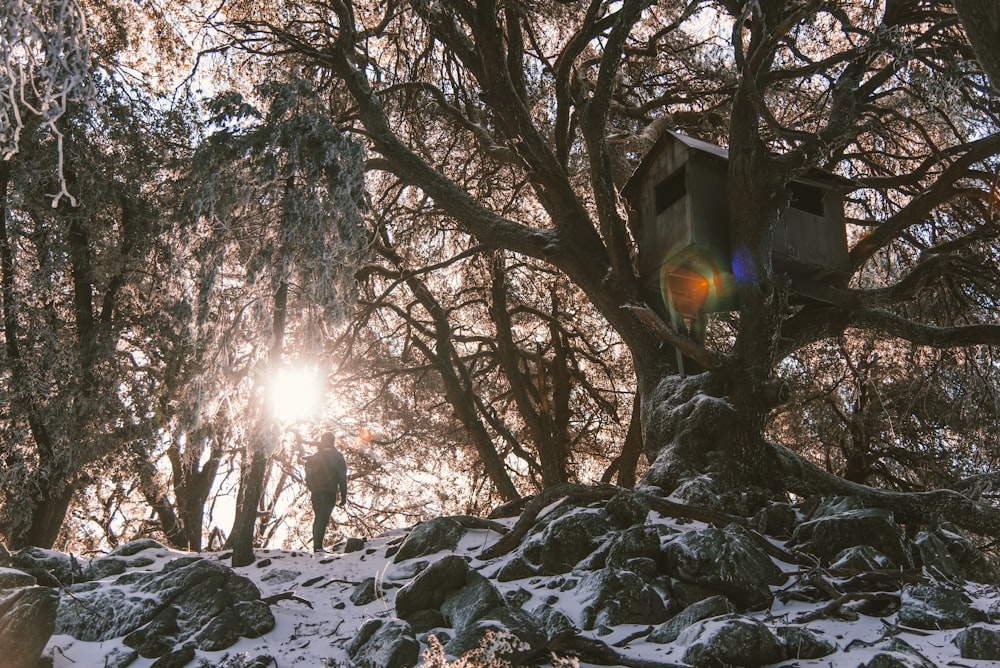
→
(655, 165, 687, 214)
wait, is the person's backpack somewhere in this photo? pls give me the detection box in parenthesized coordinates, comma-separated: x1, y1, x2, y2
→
(304, 451, 334, 488)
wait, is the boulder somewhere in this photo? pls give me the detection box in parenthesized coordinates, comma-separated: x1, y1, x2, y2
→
(56, 556, 274, 657)
(518, 508, 614, 575)
(788, 508, 912, 568)
(897, 584, 985, 630)
(0, 585, 60, 668)
(753, 502, 797, 538)
(860, 638, 936, 668)
(605, 492, 650, 528)
(109, 539, 167, 557)
(606, 525, 661, 570)
(149, 643, 196, 668)
(444, 606, 546, 665)
(0, 567, 36, 589)
(347, 618, 420, 668)
(351, 577, 381, 606)
(123, 605, 180, 657)
(775, 625, 837, 660)
(345, 537, 366, 553)
(914, 523, 998, 584)
(571, 568, 669, 630)
(440, 571, 506, 632)
(660, 524, 783, 610)
(88, 557, 129, 580)
(649, 595, 736, 644)
(676, 614, 784, 667)
(830, 545, 892, 572)
(393, 518, 465, 563)
(10, 547, 82, 586)
(953, 625, 1000, 661)
(394, 555, 470, 623)
(533, 603, 575, 637)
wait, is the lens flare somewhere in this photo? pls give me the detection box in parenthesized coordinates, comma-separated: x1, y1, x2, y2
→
(659, 249, 735, 316)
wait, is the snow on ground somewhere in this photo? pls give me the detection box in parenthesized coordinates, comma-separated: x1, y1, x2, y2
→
(43, 511, 1000, 667)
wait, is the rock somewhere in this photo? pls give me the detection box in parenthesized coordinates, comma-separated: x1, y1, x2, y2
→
(606, 525, 661, 570)
(953, 625, 1000, 660)
(440, 571, 506, 632)
(799, 495, 868, 520)
(572, 568, 669, 630)
(407, 608, 446, 633)
(914, 523, 998, 584)
(394, 554, 470, 622)
(393, 517, 466, 562)
(345, 537, 366, 553)
(649, 595, 736, 644)
(149, 643, 195, 668)
(897, 584, 985, 630)
(351, 577, 381, 606)
(0, 585, 60, 668)
(671, 476, 726, 511)
(533, 603, 575, 636)
(775, 625, 837, 660)
(753, 502, 797, 538)
(99, 647, 138, 668)
(605, 492, 650, 528)
(518, 507, 614, 575)
(830, 545, 892, 571)
(88, 557, 128, 580)
(444, 606, 546, 665)
(495, 556, 536, 582)
(0, 567, 36, 589)
(788, 508, 912, 568)
(660, 524, 783, 610)
(123, 605, 180, 657)
(10, 547, 81, 586)
(669, 580, 723, 610)
(860, 638, 936, 668)
(57, 556, 273, 657)
(108, 539, 167, 557)
(347, 618, 420, 668)
(676, 614, 784, 667)
(233, 600, 275, 637)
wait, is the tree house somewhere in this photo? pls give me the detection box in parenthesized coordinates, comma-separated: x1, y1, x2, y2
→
(622, 131, 851, 321)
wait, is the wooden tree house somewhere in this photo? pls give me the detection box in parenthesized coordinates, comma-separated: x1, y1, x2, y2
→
(622, 131, 851, 324)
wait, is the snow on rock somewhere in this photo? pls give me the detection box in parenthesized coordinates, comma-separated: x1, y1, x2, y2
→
(0, 583, 59, 668)
(24, 489, 1000, 667)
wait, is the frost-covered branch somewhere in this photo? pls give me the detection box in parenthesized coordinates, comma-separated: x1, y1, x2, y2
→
(0, 0, 96, 206)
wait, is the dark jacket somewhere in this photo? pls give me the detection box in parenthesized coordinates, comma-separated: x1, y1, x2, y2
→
(308, 446, 348, 505)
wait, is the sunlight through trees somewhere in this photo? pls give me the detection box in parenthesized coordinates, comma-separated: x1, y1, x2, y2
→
(1, 0, 999, 559)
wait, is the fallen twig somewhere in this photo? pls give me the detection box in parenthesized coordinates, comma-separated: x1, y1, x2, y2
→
(262, 591, 313, 608)
(793, 591, 899, 624)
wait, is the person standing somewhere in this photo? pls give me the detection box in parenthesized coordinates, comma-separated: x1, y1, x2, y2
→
(303, 432, 348, 554)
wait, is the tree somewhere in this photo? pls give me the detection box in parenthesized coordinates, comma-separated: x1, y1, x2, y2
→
(0, 84, 186, 549)
(349, 178, 637, 501)
(220, 0, 1000, 535)
(180, 78, 366, 564)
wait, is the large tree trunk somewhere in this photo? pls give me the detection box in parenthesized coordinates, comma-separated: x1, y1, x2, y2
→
(955, 0, 1000, 93)
(226, 445, 270, 567)
(16, 485, 76, 551)
(226, 281, 288, 567)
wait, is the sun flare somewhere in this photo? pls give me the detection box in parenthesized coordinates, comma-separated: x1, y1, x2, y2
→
(269, 367, 324, 424)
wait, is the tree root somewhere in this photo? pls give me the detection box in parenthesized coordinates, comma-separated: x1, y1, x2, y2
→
(792, 591, 899, 624)
(772, 441, 1000, 537)
(477, 483, 755, 561)
(477, 484, 618, 560)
